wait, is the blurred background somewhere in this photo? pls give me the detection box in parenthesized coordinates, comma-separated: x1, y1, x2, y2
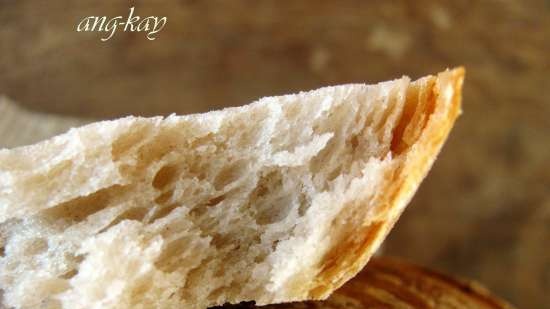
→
(0, 1, 548, 308)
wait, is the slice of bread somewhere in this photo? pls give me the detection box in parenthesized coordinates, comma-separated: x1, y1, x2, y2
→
(0, 68, 464, 309)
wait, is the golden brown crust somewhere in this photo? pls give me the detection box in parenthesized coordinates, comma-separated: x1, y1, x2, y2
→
(301, 68, 466, 300)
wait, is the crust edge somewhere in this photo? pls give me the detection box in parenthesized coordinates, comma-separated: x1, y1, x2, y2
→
(303, 67, 465, 301)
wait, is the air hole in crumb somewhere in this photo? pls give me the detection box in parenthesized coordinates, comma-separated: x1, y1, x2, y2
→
(297, 191, 308, 217)
(23, 238, 48, 255)
(250, 171, 278, 200)
(99, 207, 148, 233)
(206, 286, 226, 303)
(253, 252, 268, 264)
(206, 195, 225, 207)
(150, 204, 180, 222)
(189, 204, 208, 220)
(326, 165, 343, 182)
(256, 195, 294, 225)
(111, 123, 152, 161)
(130, 279, 151, 300)
(309, 139, 338, 181)
(153, 165, 179, 189)
(41, 185, 125, 224)
(248, 170, 295, 225)
(155, 236, 194, 272)
(213, 160, 247, 190)
(185, 194, 225, 224)
(23, 161, 73, 195)
(0, 246, 5, 257)
(155, 190, 174, 205)
(271, 240, 281, 251)
(255, 183, 268, 199)
(350, 135, 359, 150)
(211, 232, 232, 249)
(60, 269, 78, 280)
(73, 254, 84, 264)
(113, 207, 148, 225)
(188, 160, 208, 181)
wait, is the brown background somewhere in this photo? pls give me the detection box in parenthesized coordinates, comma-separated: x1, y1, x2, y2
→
(0, 1, 549, 308)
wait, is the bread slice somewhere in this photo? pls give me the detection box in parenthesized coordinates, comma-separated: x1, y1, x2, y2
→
(0, 68, 464, 309)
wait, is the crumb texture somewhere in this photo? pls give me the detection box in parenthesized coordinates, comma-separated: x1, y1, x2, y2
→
(0, 69, 460, 309)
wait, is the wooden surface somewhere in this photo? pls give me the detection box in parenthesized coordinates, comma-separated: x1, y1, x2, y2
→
(0, 1, 548, 308)
(219, 257, 515, 309)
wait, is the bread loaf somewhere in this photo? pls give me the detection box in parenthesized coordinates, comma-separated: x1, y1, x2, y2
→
(0, 68, 464, 309)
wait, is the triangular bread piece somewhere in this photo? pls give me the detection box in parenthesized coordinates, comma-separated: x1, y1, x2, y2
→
(0, 68, 464, 309)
